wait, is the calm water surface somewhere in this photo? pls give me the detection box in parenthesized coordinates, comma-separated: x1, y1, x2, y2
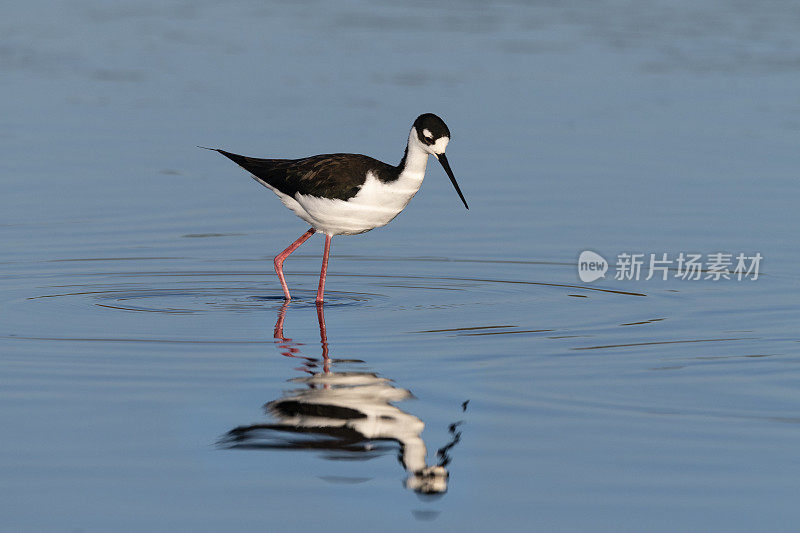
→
(2, 1, 800, 531)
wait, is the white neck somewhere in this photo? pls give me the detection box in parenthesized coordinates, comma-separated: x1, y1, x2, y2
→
(399, 128, 430, 179)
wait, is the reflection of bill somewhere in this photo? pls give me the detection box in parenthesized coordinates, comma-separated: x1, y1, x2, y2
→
(219, 303, 463, 495)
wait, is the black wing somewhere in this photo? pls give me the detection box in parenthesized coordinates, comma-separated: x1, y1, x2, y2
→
(211, 149, 399, 201)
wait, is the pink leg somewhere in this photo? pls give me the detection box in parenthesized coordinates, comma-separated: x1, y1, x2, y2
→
(273, 301, 314, 367)
(274, 228, 316, 300)
(273, 300, 290, 340)
(316, 234, 332, 303)
(316, 302, 330, 373)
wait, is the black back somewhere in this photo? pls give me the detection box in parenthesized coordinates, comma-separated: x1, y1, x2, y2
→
(214, 150, 400, 201)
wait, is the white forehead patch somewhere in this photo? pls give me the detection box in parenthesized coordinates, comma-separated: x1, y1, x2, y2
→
(432, 136, 449, 154)
(422, 128, 433, 139)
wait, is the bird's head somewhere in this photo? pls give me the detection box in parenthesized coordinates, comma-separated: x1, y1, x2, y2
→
(410, 113, 468, 210)
(413, 113, 451, 156)
(405, 465, 449, 495)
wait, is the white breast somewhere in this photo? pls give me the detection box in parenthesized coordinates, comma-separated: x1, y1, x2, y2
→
(294, 170, 425, 235)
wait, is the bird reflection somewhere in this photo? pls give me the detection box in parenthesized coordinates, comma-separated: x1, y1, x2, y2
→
(219, 302, 463, 495)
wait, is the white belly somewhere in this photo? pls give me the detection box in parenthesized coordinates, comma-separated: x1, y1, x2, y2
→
(281, 171, 425, 236)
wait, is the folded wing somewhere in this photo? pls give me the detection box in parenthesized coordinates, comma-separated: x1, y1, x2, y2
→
(213, 149, 394, 201)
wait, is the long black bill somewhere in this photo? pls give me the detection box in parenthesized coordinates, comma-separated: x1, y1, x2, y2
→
(437, 154, 469, 210)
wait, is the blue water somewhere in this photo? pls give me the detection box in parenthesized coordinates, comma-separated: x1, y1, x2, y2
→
(2, 1, 800, 531)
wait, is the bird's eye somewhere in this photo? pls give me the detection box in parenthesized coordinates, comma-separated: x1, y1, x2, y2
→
(422, 128, 433, 140)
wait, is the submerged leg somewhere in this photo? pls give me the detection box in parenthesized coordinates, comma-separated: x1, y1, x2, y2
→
(316, 234, 332, 303)
(273, 301, 315, 367)
(273, 300, 290, 340)
(316, 302, 330, 373)
(274, 227, 316, 300)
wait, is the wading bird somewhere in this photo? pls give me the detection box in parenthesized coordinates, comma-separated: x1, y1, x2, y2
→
(203, 113, 468, 302)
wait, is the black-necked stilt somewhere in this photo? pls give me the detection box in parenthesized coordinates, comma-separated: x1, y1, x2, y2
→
(202, 113, 468, 303)
(220, 302, 453, 494)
